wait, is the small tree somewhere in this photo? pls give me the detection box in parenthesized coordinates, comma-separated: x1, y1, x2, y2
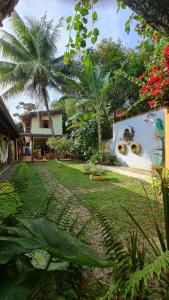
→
(47, 137, 72, 160)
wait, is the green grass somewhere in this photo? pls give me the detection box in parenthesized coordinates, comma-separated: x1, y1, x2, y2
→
(9, 163, 48, 217)
(45, 160, 163, 235)
(2, 160, 162, 235)
(46, 160, 128, 190)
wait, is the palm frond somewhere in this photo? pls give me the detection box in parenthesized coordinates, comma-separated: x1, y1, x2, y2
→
(2, 80, 25, 100)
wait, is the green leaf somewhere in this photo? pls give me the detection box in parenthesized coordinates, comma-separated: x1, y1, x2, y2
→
(74, 4, 80, 11)
(92, 11, 98, 22)
(82, 17, 88, 24)
(66, 16, 72, 23)
(80, 40, 86, 48)
(66, 24, 71, 30)
(70, 49, 76, 55)
(2, 217, 112, 268)
(93, 28, 99, 36)
(73, 22, 79, 30)
(80, 7, 89, 16)
(64, 52, 70, 65)
(91, 36, 97, 44)
(87, 31, 92, 38)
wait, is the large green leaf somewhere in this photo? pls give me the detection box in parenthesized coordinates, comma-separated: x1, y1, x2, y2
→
(1, 217, 112, 268)
(0, 241, 25, 264)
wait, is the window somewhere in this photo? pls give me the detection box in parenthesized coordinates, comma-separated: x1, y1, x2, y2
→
(43, 120, 49, 128)
(39, 119, 53, 128)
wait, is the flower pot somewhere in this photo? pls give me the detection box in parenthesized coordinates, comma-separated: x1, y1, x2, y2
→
(130, 143, 141, 155)
(117, 143, 126, 155)
(90, 174, 105, 181)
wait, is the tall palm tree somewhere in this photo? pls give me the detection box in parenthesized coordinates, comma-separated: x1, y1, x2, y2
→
(58, 56, 110, 151)
(0, 11, 63, 135)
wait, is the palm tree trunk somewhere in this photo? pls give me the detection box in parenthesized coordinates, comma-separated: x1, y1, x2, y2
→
(42, 87, 55, 136)
(97, 116, 102, 152)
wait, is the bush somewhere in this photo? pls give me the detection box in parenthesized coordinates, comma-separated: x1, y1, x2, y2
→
(90, 165, 106, 176)
(89, 151, 117, 165)
(83, 162, 94, 174)
(47, 137, 73, 160)
(72, 121, 98, 160)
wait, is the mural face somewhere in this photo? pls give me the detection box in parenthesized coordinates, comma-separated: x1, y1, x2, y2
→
(121, 126, 135, 143)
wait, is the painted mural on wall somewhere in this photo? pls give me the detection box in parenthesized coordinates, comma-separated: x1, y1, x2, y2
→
(144, 113, 165, 167)
(112, 109, 165, 170)
(0, 135, 8, 163)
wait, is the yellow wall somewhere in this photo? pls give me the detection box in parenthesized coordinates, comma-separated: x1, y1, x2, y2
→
(165, 109, 169, 169)
(31, 114, 63, 135)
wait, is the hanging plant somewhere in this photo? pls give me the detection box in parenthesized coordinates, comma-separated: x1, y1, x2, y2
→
(118, 144, 126, 155)
(131, 143, 141, 155)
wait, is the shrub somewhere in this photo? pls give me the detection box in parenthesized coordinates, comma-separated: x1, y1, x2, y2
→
(89, 151, 117, 165)
(71, 121, 98, 160)
(47, 137, 73, 160)
(83, 162, 94, 174)
(90, 165, 106, 176)
(0, 182, 21, 218)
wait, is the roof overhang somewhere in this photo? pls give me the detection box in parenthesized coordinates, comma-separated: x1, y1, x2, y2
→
(0, 97, 19, 139)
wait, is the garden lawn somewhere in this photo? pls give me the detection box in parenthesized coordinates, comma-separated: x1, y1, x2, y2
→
(6, 161, 163, 235)
(46, 161, 163, 235)
(9, 163, 48, 217)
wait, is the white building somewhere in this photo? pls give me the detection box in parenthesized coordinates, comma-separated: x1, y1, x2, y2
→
(21, 110, 63, 160)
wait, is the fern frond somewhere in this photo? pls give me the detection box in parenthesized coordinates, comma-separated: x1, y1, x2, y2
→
(125, 251, 169, 298)
(55, 200, 72, 231)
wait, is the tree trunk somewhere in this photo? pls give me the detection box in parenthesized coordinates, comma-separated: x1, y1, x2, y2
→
(42, 87, 55, 137)
(123, 0, 169, 34)
(97, 117, 102, 152)
(0, 0, 19, 26)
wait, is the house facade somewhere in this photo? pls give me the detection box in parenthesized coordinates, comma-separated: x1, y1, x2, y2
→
(21, 110, 63, 161)
(0, 97, 19, 170)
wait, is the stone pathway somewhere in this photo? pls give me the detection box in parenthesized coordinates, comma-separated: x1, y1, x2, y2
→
(103, 165, 152, 182)
(35, 164, 98, 240)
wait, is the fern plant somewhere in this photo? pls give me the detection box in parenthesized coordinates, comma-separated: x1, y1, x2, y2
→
(96, 209, 149, 299)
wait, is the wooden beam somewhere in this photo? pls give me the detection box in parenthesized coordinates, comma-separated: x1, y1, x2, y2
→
(31, 136, 34, 162)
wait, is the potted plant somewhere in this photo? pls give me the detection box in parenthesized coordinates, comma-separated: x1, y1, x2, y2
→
(89, 165, 106, 181)
(83, 162, 94, 175)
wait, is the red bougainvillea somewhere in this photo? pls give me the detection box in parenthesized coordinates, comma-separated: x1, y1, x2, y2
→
(140, 45, 169, 109)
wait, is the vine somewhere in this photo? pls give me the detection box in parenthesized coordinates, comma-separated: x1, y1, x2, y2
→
(64, 0, 99, 63)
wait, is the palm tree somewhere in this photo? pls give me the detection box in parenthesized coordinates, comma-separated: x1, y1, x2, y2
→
(0, 11, 63, 135)
(58, 56, 110, 151)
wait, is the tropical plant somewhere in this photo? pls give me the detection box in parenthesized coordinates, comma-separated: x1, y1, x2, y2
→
(0, 11, 63, 135)
(0, 182, 21, 218)
(97, 209, 149, 299)
(83, 162, 94, 174)
(71, 120, 98, 160)
(58, 56, 110, 151)
(89, 151, 116, 166)
(47, 136, 73, 160)
(90, 165, 106, 176)
(0, 195, 112, 299)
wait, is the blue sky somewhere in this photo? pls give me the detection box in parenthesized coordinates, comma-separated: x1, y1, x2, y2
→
(1, 0, 141, 117)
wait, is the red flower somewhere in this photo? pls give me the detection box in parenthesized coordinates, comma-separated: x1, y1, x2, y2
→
(148, 100, 155, 108)
(141, 85, 147, 93)
(137, 74, 144, 80)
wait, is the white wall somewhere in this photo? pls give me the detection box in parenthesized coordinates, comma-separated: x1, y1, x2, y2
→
(31, 114, 63, 135)
(111, 110, 165, 170)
